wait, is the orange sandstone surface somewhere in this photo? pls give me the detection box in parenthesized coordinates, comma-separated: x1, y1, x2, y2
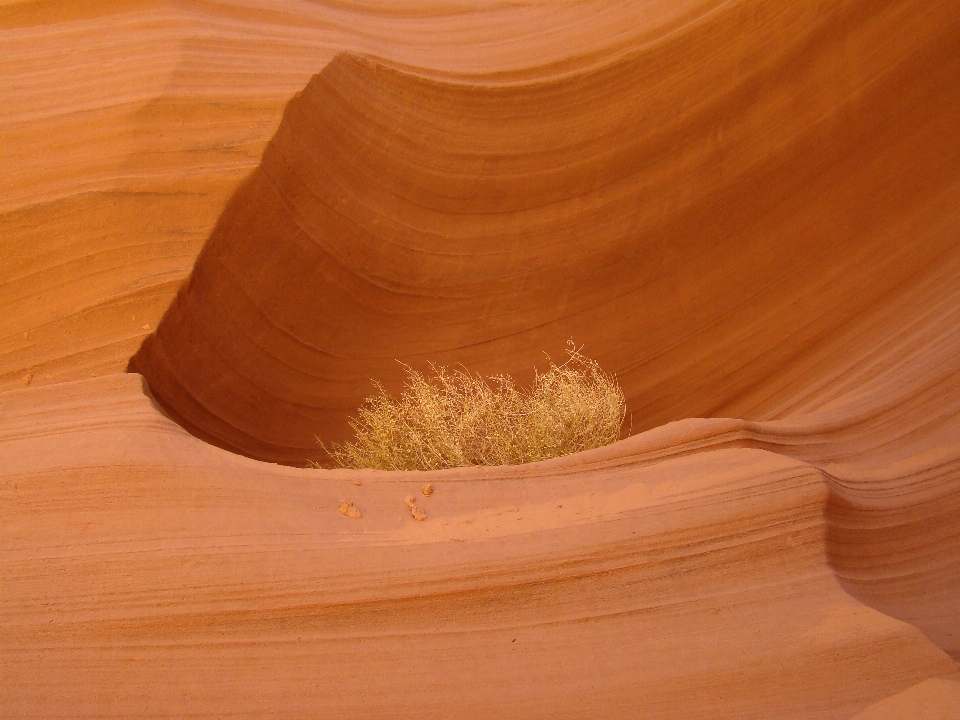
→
(2, 0, 959, 717)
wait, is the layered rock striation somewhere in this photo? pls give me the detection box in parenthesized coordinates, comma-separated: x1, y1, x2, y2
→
(2, 0, 959, 717)
(130, 0, 960, 465)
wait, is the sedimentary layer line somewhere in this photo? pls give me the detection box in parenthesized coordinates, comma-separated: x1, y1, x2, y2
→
(131, 0, 960, 464)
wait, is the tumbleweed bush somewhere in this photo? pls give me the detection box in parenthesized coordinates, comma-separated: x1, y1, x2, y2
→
(317, 344, 625, 470)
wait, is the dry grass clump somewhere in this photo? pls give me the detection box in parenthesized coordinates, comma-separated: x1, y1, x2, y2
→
(317, 343, 625, 470)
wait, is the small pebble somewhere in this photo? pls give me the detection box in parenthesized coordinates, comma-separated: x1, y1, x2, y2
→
(338, 500, 361, 519)
(142, 324, 151, 331)
(22, 372, 33, 387)
(353, 479, 361, 487)
(421, 483, 434, 497)
(410, 506, 427, 522)
(404, 496, 417, 509)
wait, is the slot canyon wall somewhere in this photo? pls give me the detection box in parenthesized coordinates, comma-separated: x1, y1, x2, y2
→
(2, 0, 959, 717)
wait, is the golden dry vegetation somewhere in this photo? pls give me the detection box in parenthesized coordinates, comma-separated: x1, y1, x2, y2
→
(315, 344, 625, 470)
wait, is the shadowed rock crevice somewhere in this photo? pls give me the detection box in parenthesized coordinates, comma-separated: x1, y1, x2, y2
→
(130, 0, 960, 466)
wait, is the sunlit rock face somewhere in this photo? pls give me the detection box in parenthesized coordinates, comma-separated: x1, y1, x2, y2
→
(2, 0, 959, 717)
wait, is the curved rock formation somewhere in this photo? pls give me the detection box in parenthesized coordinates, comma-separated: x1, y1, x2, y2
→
(2, 373, 959, 717)
(0, 0, 706, 391)
(2, 0, 959, 717)
(131, 0, 960, 465)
